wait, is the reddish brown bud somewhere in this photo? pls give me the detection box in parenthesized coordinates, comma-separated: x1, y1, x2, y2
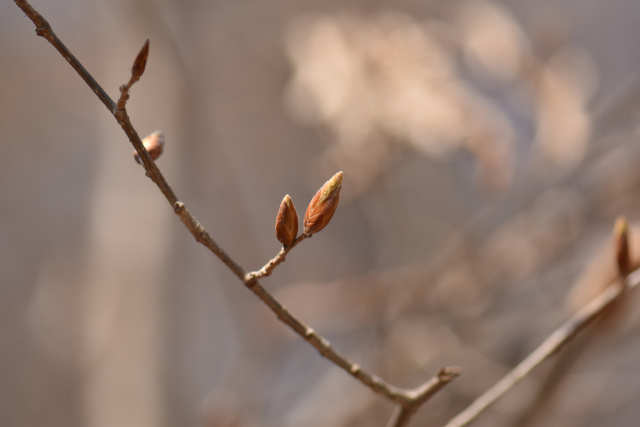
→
(134, 130, 165, 164)
(132, 39, 150, 79)
(275, 194, 298, 247)
(614, 216, 631, 277)
(304, 171, 343, 235)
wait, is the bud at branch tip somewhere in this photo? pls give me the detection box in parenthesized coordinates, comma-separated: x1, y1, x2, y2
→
(614, 215, 631, 277)
(275, 194, 298, 247)
(132, 39, 150, 79)
(304, 171, 343, 235)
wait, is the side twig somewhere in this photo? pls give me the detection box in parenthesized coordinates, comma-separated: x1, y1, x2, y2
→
(245, 232, 310, 282)
(387, 367, 462, 427)
(443, 269, 640, 427)
(14, 2, 458, 423)
(114, 38, 149, 112)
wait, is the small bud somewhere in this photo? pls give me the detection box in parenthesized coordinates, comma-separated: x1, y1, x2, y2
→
(614, 216, 631, 277)
(132, 39, 150, 79)
(134, 130, 165, 164)
(304, 171, 343, 235)
(275, 194, 298, 247)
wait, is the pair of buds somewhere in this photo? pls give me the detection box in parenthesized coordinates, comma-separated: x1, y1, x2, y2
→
(276, 172, 343, 247)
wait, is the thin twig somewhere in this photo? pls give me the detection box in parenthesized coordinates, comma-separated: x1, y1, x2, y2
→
(14, 1, 458, 419)
(443, 270, 640, 427)
(114, 38, 150, 112)
(387, 367, 462, 427)
(14, 0, 114, 112)
(245, 232, 310, 282)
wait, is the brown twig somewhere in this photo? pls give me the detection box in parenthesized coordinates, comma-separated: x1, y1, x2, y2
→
(114, 39, 150, 112)
(14, 1, 458, 422)
(443, 269, 640, 427)
(14, 0, 115, 112)
(387, 367, 462, 427)
(245, 232, 310, 282)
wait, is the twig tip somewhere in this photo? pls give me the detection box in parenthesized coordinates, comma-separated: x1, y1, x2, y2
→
(438, 366, 463, 381)
(304, 171, 343, 235)
(132, 38, 150, 78)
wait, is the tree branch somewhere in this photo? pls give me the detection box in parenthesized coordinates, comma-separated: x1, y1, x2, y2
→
(244, 232, 310, 282)
(14, 0, 115, 112)
(387, 367, 462, 427)
(14, 1, 458, 422)
(443, 270, 640, 427)
(115, 38, 149, 112)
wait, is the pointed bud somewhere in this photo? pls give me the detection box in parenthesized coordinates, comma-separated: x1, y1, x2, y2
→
(134, 130, 165, 164)
(275, 195, 298, 247)
(132, 39, 150, 79)
(304, 171, 343, 235)
(614, 216, 631, 277)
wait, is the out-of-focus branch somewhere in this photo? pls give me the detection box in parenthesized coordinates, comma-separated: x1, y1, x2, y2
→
(14, 1, 458, 421)
(443, 268, 640, 427)
(512, 216, 634, 427)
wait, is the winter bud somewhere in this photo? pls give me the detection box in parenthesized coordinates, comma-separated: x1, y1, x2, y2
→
(275, 194, 298, 247)
(132, 39, 150, 79)
(614, 216, 631, 277)
(304, 171, 343, 235)
(134, 130, 165, 164)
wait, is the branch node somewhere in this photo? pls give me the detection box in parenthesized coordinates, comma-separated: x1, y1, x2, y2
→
(319, 336, 331, 348)
(304, 328, 315, 338)
(35, 25, 48, 37)
(350, 364, 361, 375)
(174, 201, 185, 213)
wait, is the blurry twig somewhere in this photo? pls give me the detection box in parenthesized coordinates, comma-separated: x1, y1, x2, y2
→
(514, 216, 633, 426)
(14, 1, 459, 423)
(443, 266, 640, 427)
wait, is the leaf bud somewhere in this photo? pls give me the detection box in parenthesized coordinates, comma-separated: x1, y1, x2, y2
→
(304, 171, 343, 235)
(614, 216, 631, 277)
(134, 130, 165, 164)
(275, 194, 298, 247)
(132, 39, 150, 79)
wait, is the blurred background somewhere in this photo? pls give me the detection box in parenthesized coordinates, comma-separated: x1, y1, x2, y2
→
(3, 0, 640, 426)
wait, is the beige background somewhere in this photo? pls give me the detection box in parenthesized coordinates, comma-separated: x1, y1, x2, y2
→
(3, 0, 640, 426)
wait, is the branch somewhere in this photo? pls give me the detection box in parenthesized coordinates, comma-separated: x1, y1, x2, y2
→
(14, 1, 458, 421)
(387, 367, 462, 427)
(14, 0, 115, 112)
(443, 270, 640, 427)
(244, 232, 310, 282)
(115, 38, 149, 112)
